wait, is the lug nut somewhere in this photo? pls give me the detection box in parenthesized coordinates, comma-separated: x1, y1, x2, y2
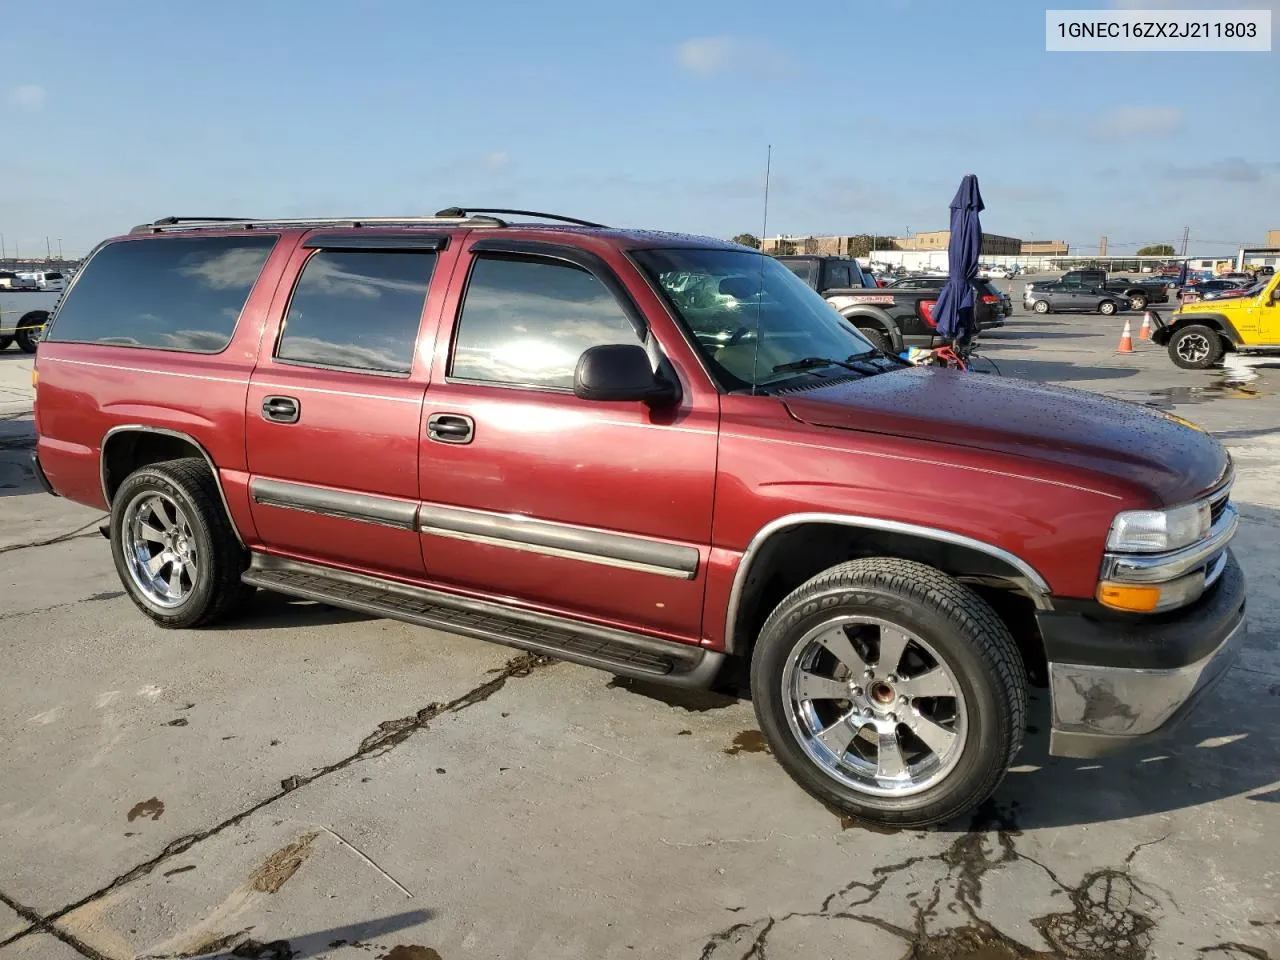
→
(864, 669, 874, 679)
(887, 713, 898, 724)
(851, 686, 864, 697)
(899, 695, 909, 704)
(887, 674, 898, 683)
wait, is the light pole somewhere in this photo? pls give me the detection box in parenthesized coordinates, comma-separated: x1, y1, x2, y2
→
(57, 238, 63, 260)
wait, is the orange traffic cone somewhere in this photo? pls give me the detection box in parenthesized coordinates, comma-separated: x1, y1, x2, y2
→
(1117, 318, 1135, 353)
(1138, 311, 1153, 341)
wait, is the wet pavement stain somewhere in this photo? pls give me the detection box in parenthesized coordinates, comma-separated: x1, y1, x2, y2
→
(247, 832, 319, 894)
(723, 730, 770, 756)
(162, 864, 196, 877)
(607, 676, 739, 711)
(380, 947, 443, 960)
(1140, 381, 1266, 409)
(127, 798, 164, 822)
(838, 813, 904, 836)
(165, 718, 189, 727)
(677, 729, 693, 736)
(1198, 945, 1276, 959)
(697, 800, 1178, 960)
(230, 939, 294, 959)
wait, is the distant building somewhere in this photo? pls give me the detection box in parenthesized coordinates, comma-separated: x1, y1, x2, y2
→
(1020, 239, 1070, 256)
(1267, 229, 1280, 247)
(892, 230, 1022, 256)
(760, 235, 858, 256)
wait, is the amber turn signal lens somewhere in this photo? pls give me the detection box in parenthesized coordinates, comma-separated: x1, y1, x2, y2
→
(1096, 582, 1161, 613)
(31, 367, 37, 388)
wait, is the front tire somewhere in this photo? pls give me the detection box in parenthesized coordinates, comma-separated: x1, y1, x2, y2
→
(750, 558, 1026, 828)
(0, 336, 11, 351)
(1168, 324, 1224, 370)
(1032, 299, 1050, 314)
(1129, 294, 1147, 311)
(110, 457, 252, 628)
(15, 326, 40, 353)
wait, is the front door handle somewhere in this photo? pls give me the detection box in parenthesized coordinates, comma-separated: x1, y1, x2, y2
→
(262, 395, 300, 424)
(427, 413, 474, 444)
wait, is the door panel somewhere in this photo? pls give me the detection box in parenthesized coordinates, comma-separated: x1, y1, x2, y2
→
(245, 242, 441, 578)
(417, 245, 719, 640)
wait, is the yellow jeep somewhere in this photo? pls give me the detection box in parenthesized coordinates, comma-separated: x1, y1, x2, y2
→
(1153, 272, 1280, 368)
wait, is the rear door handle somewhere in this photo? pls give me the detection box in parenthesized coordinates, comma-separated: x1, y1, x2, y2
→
(427, 413, 474, 444)
(262, 395, 300, 424)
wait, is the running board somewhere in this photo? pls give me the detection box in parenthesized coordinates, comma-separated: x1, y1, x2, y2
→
(242, 554, 724, 687)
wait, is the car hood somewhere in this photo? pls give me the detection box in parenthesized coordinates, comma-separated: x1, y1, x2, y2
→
(781, 368, 1228, 505)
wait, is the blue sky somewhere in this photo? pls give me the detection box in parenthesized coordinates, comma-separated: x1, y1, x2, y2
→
(2, 0, 1277, 258)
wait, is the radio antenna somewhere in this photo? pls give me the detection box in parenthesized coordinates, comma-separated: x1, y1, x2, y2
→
(750, 144, 772, 396)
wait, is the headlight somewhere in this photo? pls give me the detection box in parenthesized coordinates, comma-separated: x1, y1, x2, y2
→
(1106, 501, 1211, 554)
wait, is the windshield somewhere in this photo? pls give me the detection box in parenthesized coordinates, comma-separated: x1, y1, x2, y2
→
(632, 248, 877, 391)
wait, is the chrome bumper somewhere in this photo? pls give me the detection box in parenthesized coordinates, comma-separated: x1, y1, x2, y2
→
(1048, 617, 1246, 758)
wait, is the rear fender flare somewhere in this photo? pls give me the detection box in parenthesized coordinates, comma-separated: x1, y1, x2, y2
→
(837, 306, 905, 353)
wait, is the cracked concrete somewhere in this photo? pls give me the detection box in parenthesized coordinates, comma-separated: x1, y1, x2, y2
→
(1, 310, 1278, 959)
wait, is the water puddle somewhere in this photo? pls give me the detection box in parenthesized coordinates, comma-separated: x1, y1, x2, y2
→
(723, 730, 770, 755)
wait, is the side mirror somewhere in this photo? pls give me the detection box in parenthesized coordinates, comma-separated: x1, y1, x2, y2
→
(574, 344, 678, 406)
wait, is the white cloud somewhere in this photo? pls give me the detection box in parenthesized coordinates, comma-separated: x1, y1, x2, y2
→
(7, 85, 46, 110)
(677, 36, 736, 74)
(483, 151, 510, 171)
(1154, 157, 1280, 183)
(1090, 106, 1183, 139)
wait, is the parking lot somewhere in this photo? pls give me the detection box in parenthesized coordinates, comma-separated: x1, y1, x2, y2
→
(0, 301, 1277, 960)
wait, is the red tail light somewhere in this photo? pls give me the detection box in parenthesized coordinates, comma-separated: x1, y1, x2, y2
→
(981, 294, 999, 304)
(920, 300, 937, 327)
(876, 279, 887, 287)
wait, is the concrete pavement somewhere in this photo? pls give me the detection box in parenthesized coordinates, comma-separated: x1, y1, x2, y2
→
(0, 310, 1276, 960)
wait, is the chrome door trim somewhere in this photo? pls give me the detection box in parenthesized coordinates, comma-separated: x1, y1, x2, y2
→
(250, 477, 419, 531)
(100, 425, 246, 547)
(723, 512, 1055, 653)
(418, 503, 700, 580)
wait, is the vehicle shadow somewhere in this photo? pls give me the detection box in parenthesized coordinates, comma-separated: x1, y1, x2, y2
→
(229, 590, 372, 630)
(0, 416, 38, 497)
(151, 908, 434, 958)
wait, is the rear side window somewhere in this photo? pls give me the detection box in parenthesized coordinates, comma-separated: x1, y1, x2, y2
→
(825, 264, 851, 288)
(46, 236, 277, 352)
(449, 255, 640, 390)
(276, 250, 436, 375)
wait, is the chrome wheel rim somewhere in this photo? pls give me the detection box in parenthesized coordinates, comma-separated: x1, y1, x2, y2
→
(122, 492, 198, 608)
(1177, 333, 1211, 363)
(781, 616, 968, 798)
(1034, 301, 1049, 313)
(1100, 302, 1115, 314)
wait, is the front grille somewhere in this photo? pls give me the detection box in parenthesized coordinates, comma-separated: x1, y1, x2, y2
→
(1210, 491, 1230, 525)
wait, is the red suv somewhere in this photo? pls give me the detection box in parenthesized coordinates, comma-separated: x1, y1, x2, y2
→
(30, 209, 1245, 827)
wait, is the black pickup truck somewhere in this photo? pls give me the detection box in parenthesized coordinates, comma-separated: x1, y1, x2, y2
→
(775, 255, 1002, 354)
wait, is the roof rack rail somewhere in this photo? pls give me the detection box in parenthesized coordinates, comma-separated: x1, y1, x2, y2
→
(434, 207, 607, 228)
(128, 214, 507, 235)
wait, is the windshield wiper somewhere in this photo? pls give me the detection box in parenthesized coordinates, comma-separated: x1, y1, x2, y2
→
(771, 356, 861, 374)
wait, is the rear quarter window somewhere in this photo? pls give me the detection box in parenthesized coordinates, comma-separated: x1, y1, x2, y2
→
(46, 235, 277, 352)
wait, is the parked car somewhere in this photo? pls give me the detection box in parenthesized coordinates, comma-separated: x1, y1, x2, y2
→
(0, 271, 38, 291)
(1023, 282, 1132, 315)
(0, 300, 50, 353)
(1152, 273, 1280, 368)
(778, 256, 1002, 354)
(31, 209, 1245, 828)
(888, 275, 1012, 318)
(1101, 277, 1169, 310)
(1218, 272, 1256, 284)
(981, 266, 1011, 279)
(1181, 279, 1249, 303)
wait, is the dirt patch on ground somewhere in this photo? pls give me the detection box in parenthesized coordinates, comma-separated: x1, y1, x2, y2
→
(247, 832, 319, 894)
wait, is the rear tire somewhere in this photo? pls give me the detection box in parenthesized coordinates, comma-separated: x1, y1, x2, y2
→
(1099, 300, 1117, 316)
(1032, 299, 1050, 314)
(110, 457, 253, 628)
(856, 326, 892, 355)
(1169, 325, 1224, 370)
(749, 557, 1026, 828)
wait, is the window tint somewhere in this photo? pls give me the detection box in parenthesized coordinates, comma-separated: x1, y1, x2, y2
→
(46, 235, 276, 352)
(825, 264, 850, 289)
(781, 259, 816, 286)
(276, 250, 435, 375)
(450, 255, 640, 390)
